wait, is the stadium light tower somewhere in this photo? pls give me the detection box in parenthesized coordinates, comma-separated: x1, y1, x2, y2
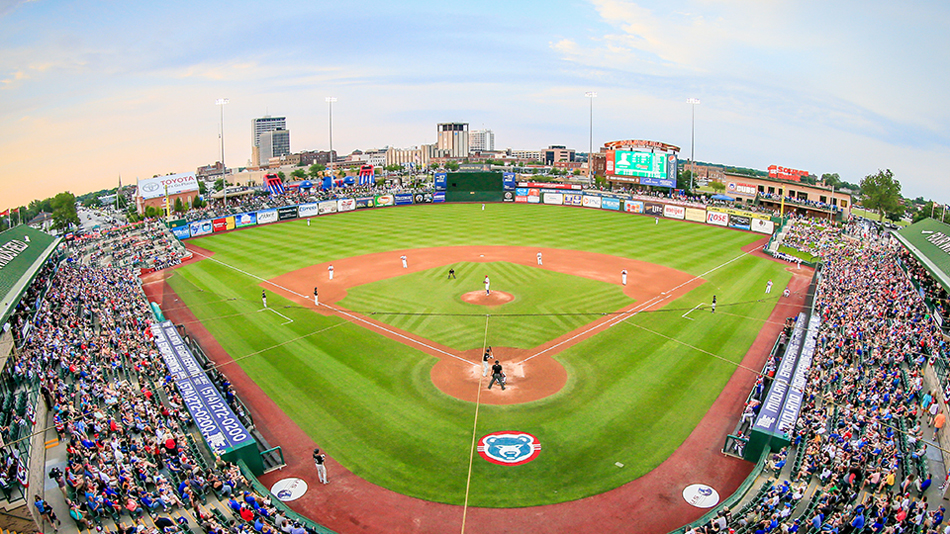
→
(686, 98, 700, 192)
(215, 98, 229, 183)
(585, 92, 597, 186)
(326, 97, 337, 168)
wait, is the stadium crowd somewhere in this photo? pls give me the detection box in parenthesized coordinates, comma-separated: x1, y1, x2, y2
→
(79, 220, 190, 271)
(690, 220, 950, 534)
(2, 262, 322, 534)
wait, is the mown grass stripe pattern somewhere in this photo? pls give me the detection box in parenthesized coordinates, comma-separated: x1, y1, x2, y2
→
(168, 203, 789, 507)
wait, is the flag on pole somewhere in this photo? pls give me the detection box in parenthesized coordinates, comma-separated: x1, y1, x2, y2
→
(0, 209, 8, 217)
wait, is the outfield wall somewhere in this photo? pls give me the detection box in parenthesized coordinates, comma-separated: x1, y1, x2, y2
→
(170, 190, 775, 240)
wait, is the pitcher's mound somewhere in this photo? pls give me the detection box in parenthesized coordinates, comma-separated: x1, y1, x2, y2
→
(461, 291, 514, 306)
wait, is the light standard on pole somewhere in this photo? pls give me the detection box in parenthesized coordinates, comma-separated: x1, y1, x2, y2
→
(326, 97, 337, 169)
(215, 98, 229, 184)
(686, 98, 700, 193)
(585, 91, 597, 186)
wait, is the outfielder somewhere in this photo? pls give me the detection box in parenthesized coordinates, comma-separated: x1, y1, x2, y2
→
(766, 280, 773, 294)
(262, 289, 267, 308)
(401, 255, 408, 268)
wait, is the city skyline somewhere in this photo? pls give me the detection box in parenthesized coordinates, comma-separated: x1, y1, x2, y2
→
(2, 0, 949, 209)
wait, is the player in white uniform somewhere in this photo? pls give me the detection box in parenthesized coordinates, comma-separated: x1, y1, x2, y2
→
(328, 264, 334, 280)
(401, 255, 408, 268)
(262, 289, 267, 308)
(484, 276, 490, 296)
(537, 252, 542, 265)
(621, 269, 627, 286)
(313, 286, 319, 306)
(766, 280, 773, 294)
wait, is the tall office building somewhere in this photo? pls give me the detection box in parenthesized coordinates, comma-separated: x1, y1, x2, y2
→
(259, 129, 291, 164)
(252, 116, 287, 166)
(469, 129, 494, 152)
(437, 123, 469, 158)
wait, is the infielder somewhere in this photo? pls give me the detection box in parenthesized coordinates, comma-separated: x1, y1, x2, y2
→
(313, 448, 328, 484)
(261, 289, 267, 308)
(484, 275, 491, 296)
(621, 269, 628, 286)
(328, 264, 334, 280)
(313, 286, 319, 306)
(537, 252, 542, 265)
(401, 255, 408, 268)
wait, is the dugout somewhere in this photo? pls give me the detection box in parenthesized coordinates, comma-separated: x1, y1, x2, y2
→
(444, 172, 504, 203)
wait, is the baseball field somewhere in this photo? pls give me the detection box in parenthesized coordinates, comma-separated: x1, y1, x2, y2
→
(161, 202, 791, 508)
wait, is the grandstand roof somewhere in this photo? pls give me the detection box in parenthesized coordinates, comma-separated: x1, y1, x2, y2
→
(895, 218, 950, 292)
(0, 225, 60, 328)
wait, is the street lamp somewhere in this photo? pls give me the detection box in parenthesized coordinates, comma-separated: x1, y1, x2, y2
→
(326, 97, 337, 168)
(585, 91, 597, 186)
(215, 98, 229, 184)
(686, 98, 700, 193)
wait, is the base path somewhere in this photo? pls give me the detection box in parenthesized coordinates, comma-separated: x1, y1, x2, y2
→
(269, 245, 701, 404)
(142, 240, 813, 534)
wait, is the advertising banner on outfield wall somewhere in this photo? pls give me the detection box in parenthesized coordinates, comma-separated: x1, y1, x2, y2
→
(152, 321, 255, 454)
(751, 218, 775, 234)
(503, 173, 517, 190)
(171, 225, 190, 240)
(706, 211, 728, 226)
(212, 218, 228, 232)
(543, 192, 564, 205)
(189, 220, 213, 237)
(502, 191, 514, 202)
(412, 193, 429, 204)
(644, 202, 664, 216)
(355, 197, 375, 209)
(395, 194, 414, 206)
(234, 212, 257, 227)
(602, 197, 621, 211)
(563, 193, 582, 206)
(298, 203, 320, 218)
(376, 195, 395, 207)
(528, 189, 541, 203)
(685, 208, 706, 223)
(707, 206, 771, 220)
(337, 198, 356, 212)
(257, 209, 278, 225)
(728, 214, 751, 230)
(663, 205, 685, 219)
(318, 201, 337, 215)
(433, 192, 445, 203)
(434, 173, 447, 190)
(582, 195, 602, 209)
(278, 206, 298, 221)
(624, 200, 644, 213)
(515, 188, 529, 203)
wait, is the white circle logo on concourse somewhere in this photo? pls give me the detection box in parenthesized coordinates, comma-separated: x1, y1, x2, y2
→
(271, 478, 309, 502)
(682, 483, 720, 508)
(477, 431, 542, 466)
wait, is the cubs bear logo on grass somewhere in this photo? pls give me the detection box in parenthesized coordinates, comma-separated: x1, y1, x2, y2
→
(477, 431, 542, 465)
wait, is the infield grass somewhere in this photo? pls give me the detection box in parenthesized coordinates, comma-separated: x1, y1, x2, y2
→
(167, 203, 792, 506)
(338, 261, 634, 350)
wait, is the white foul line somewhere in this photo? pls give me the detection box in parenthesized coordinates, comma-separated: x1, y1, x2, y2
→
(185, 247, 473, 365)
(518, 251, 751, 364)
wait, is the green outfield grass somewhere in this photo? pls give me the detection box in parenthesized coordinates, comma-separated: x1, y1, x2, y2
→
(166, 203, 792, 507)
(338, 261, 634, 350)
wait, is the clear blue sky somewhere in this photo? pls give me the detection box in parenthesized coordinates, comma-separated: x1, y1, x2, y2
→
(2, 0, 948, 208)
